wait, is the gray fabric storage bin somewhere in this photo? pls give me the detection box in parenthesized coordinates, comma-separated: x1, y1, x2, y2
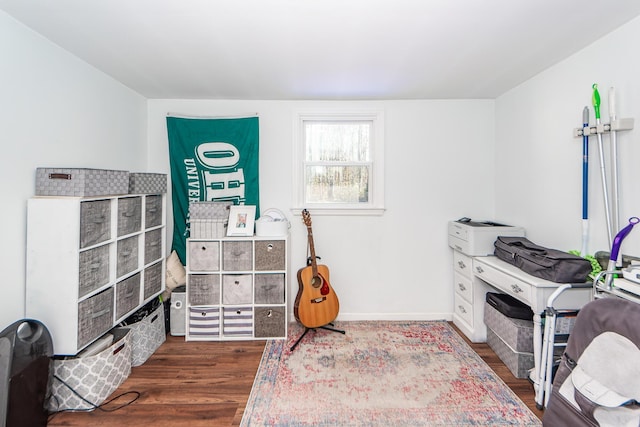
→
(222, 241, 253, 271)
(189, 306, 220, 338)
(117, 196, 142, 236)
(254, 306, 286, 338)
(143, 261, 164, 300)
(483, 301, 534, 353)
(188, 240, 220, 271)
(128, 173, 167, 194)
(254, 240, 286, 271)
(222, 306, 253, 337)
(188, 274, 221, 306)
(222, 274, 252, 304)
(254, 274, 285, 304)
(115, 273, 141, 320)
(78, 245, 110, 298)
(144, 194, 164, 228)
(79, 199, 112, 248)
(36, 168, 129, 197)
(77, 288, 114, 350)
(116, 235, 139, 278)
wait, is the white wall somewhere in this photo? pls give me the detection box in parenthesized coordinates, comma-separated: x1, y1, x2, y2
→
(0, 11, 148, 330)
(148, 99, 496, 321)
(495, 16, 640, 259)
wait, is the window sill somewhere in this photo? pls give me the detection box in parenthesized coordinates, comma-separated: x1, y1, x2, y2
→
(290, 207, 385, 216)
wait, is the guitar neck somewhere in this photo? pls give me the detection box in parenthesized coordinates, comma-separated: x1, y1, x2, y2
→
(306, 225, 319, 277)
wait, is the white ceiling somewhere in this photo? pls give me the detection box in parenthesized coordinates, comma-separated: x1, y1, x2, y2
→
(3, 0, 640, 100)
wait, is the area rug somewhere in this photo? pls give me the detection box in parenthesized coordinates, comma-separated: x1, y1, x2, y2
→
(241, 321, 541, 427)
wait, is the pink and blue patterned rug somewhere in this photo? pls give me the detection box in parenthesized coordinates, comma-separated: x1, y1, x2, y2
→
(241, 321, 541, 426)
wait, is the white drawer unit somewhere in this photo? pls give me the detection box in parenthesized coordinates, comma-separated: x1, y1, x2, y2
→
(449, 219, 525, 343)
(186, 236, 288, 341)
(451, 251, 491, 342)
(26, 193, 166, 355)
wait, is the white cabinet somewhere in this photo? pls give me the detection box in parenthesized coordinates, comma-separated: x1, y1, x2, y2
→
(452, 250, 491, 342)
(448, 220, 526, 343)
(185, 236, 288, 341)
(26, 194, 166, 355)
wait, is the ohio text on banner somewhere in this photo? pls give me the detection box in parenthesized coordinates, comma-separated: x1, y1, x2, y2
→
(167, 115, 260, 263)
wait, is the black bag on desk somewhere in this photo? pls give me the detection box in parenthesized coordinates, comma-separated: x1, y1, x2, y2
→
(494, 236, 592, 283)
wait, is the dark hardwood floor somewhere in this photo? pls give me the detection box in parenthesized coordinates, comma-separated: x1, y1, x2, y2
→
(47, 323, 543, 426)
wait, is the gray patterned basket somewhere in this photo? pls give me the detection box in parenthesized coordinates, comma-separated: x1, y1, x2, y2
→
(36, 168, 130, 196)
(48, 328, 132, 411)
(123, 303, 166, 367)
(486, 329, 534, 379)
(483, 302, 534, 353)
(128, 172, 167, 194)
(190, 219, 227, 238)
(189, 201, 232, 219)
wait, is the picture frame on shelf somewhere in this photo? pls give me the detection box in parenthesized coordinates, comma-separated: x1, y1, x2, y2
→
(227, 205, 256, 236)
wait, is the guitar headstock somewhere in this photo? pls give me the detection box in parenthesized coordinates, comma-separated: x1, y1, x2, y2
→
(301, 209, 312, 227)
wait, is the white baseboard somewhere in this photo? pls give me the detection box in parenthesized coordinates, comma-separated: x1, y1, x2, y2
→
(288, 312, 453, 323)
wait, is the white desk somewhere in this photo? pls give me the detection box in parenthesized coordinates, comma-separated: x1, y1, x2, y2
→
(471, 256, 592, 392)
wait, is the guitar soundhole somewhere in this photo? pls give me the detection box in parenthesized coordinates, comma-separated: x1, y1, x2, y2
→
(311, 276, 321, 288)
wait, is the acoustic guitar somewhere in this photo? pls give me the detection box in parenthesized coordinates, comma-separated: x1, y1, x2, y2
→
(294, 209, 340, 328)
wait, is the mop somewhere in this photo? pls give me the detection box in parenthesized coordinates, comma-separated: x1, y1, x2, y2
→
(592, 84, 614, 248)
(608, 87, 622, 265)
(581, 106, 589, 256)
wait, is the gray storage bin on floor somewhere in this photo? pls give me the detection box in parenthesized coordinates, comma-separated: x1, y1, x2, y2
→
(483, 301, 534, 353)
(486, 329, 534, 378)
(48, 328, 132, 412)
(123, 303, 166, 367)
(484, 300, 534, 378)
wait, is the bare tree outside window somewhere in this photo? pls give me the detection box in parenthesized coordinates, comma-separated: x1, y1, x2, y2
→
(304, 121, 372, 204)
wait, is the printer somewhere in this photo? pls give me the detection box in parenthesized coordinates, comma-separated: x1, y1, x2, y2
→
(448, 219, 525, 256)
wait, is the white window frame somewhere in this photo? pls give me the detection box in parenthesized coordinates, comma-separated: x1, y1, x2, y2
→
(292, 109, 385, 216)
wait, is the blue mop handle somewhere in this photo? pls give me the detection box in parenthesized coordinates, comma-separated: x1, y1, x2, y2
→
(610, 217, 640, 261)
(582, 106, 589, 220)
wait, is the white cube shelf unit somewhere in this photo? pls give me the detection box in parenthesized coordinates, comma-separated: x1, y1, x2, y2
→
(186, 236, 288, 341)
(26, 194, 166, 355)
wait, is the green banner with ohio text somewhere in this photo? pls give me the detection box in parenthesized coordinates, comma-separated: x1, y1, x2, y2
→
(167, 115, 260, 263)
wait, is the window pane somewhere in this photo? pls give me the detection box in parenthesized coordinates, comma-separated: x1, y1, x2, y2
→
(304, 122, 370, 162)
(305, 165, 369, 203)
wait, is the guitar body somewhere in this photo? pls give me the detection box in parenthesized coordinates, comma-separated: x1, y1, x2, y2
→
(294, 264, 340, 328)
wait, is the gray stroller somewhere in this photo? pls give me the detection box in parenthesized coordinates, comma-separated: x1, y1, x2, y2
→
(542, 297, 640, 426)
